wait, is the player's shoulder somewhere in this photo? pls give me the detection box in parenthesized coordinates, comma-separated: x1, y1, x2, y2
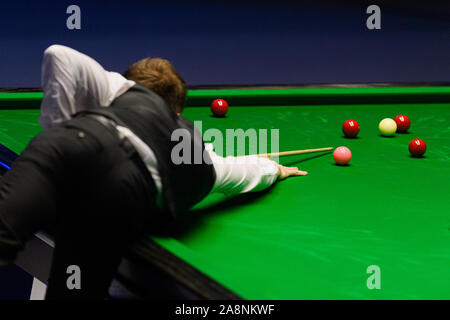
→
(43, 44, 77, 58)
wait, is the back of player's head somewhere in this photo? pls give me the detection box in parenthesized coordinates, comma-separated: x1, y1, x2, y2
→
(123, 58, 186, 114)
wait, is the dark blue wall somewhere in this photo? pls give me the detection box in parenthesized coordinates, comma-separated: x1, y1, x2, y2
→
(0, 1, 449, 86)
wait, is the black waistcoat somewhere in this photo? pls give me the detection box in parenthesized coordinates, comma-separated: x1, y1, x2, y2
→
(85, 84, 216, 218)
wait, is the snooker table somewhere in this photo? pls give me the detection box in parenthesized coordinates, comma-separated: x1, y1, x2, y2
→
(1, 84, 449, 300)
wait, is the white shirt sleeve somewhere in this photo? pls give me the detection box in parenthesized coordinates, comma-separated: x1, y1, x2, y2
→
(39, 45, 167, 205)
(39, 44, 135, 129)
(205, 144, 279, 195)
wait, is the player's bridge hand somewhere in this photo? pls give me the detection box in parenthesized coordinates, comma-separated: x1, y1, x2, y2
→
(276, 164, 308, 180)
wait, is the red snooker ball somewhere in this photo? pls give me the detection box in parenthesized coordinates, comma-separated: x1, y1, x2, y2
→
(394, 114, 410, 133)
(211, 99, 228, 117)
(333, 146, 352, 165)
(342, 119, 360, 138)
(409, 138, 426, 157)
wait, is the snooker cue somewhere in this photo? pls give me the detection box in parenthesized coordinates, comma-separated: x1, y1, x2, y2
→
(257, 147, 333, 158)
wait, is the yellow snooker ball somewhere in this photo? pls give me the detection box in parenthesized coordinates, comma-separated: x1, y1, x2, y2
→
(379, 118, 397, 136)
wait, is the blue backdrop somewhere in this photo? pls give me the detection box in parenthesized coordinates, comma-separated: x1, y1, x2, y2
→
(0, 1, 449, 87)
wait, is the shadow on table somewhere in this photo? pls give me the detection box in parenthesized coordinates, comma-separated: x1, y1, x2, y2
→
(281, 151, 332, 166)
(153, 187, 274, 239)
(152, 152, 330, 239)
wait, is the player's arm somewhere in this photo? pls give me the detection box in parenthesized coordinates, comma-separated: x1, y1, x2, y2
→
(206, 144, 307, 196)
(39, 45, 134, 129)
